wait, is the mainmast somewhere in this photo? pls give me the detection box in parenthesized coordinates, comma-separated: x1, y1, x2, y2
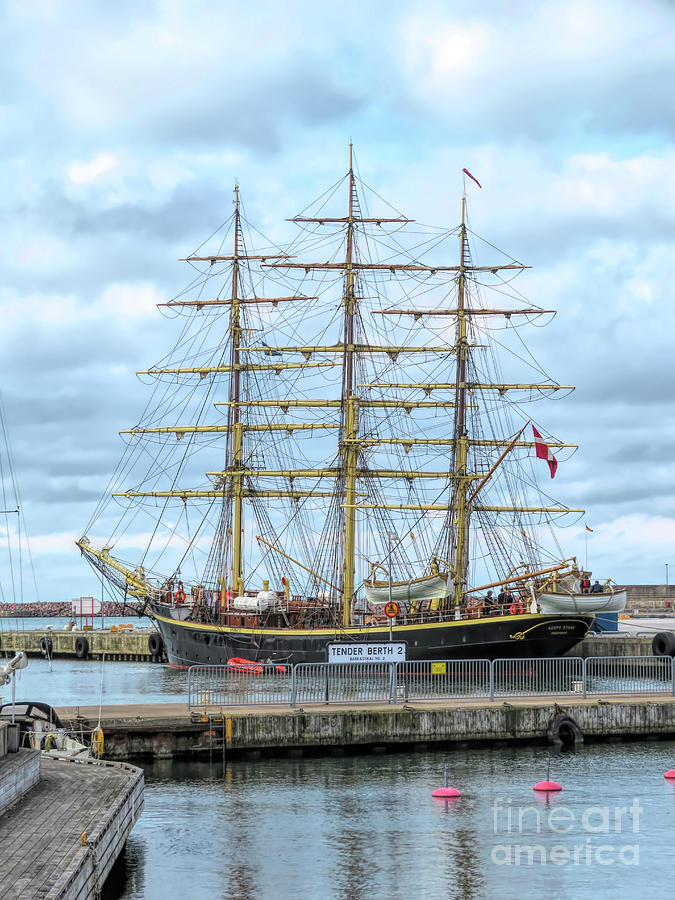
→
(452, 196, 470, 609)
(230, 184, 244, 598)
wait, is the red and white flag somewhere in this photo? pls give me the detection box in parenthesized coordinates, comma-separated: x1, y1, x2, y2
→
(532, 425, 558, 478)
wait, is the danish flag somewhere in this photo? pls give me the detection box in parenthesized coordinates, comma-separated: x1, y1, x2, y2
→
(532, 425, 558, 478)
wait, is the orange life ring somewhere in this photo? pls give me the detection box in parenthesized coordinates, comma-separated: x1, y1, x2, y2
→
(175, 589, 186, 603)
(509, 602, 524, 615)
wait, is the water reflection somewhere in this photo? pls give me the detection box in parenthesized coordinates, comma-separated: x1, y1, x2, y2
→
(103, 741, 675, 899)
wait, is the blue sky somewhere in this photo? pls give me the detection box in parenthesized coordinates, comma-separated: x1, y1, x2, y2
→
(1, 0, 675, 602)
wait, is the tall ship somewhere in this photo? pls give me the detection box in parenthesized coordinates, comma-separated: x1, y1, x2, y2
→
(77, 148, 617, 666)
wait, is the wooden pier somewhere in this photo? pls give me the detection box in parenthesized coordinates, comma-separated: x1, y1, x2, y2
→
(0, 729, 143, 899)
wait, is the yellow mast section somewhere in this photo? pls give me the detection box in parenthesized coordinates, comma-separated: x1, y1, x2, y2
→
(453, 196, 470, 609)
(230, 185, 245, 598)
(342, 144, 358, 625)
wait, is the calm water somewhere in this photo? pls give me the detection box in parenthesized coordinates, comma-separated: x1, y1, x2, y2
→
(0, 654, 188, 707)
(3, 619, 675, 897)
(0, 617, 186, 707)
(103, 743, 675, 900)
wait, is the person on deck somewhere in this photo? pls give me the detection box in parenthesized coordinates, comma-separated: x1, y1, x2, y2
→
(497, 588, 507, 614)
(580, 575, 591, 593)
(590, 580, 604, 593)
(485, 590, 498, 615)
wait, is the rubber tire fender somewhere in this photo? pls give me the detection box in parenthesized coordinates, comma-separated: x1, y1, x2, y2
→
(40, 635, 53, 656)
(148, 632, 164, 657)
(652, 631, 675, 657)
(547, 712, 584, 746)
(75, 636, 89, 659)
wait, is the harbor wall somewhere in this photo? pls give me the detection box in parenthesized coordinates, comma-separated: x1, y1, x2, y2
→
(0, 629, 160, 661)
(59, 697, 675, 760)
(573, 636, 655, 657)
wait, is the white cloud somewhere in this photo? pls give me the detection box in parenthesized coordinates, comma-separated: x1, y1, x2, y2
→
(1, 0, 675, 600)
(67, 153, 117, 185)
(398, 0, 675, 140)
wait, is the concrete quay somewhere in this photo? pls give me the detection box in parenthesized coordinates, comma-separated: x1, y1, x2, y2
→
(0, 628, 162, 661)
(574, 635, 655, 657)
(56, 695, 675, 761)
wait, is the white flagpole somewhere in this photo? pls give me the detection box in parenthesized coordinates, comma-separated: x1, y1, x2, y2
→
(584, 528, 588, 572)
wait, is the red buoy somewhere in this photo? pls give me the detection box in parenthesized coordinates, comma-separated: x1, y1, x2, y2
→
(533, 780, 562, 792)
(432, 787, 462, 798)
(664, 770, 675, 780)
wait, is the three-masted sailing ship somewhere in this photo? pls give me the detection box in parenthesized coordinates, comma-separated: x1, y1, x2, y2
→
(77, 148, 597, 665)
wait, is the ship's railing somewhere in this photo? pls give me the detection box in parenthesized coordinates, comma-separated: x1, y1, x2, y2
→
(186, 655, 675, 710)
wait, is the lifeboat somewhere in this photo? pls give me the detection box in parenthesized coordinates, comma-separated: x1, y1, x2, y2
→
(226, 657, 286, 674)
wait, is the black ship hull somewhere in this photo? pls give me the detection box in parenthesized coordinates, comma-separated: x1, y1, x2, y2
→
(149, 604, 593, 667)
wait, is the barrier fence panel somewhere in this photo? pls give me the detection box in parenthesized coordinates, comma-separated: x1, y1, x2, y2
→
(492, 657, 585, 699)
(187, 656, 675, 708)
(187, 663, 293, 709)
(585, 656, 675, 695)
(292, 662, 394, 706)
(394, 659, 491, 702)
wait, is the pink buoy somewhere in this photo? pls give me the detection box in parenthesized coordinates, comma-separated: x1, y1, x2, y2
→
(533, 780, 562, 792)
(432, 787, 462, 798)
(433, 764, 461, 798)
(664, 770, 675, 780)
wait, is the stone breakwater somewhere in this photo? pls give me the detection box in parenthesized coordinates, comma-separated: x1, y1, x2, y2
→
(0, 601, 143, 618)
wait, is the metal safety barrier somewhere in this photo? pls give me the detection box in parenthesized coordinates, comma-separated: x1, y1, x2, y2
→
(585, 655, 674, 695)
(395, 659, 491, 702)
(187, 662, 293, 708)
(492, 657, 585, 699)
(186, 654, 675, 710)
(292, 662, 394, 706)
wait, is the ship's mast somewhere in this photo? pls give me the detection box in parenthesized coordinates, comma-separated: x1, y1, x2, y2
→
(341, 143, 358, 624)
(93, 160, 589, 611)
(452, 196, 470, 609)
(230, 184, 244, 598)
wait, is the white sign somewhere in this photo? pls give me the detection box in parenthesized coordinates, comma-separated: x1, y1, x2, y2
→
(328, 642, 407, 663)
(72, 596, 101, 616)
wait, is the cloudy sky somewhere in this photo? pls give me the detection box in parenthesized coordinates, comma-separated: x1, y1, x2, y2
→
(1, 0, 674, 603)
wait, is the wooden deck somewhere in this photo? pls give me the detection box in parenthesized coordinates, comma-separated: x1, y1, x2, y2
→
(0, 755, 143, 899)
